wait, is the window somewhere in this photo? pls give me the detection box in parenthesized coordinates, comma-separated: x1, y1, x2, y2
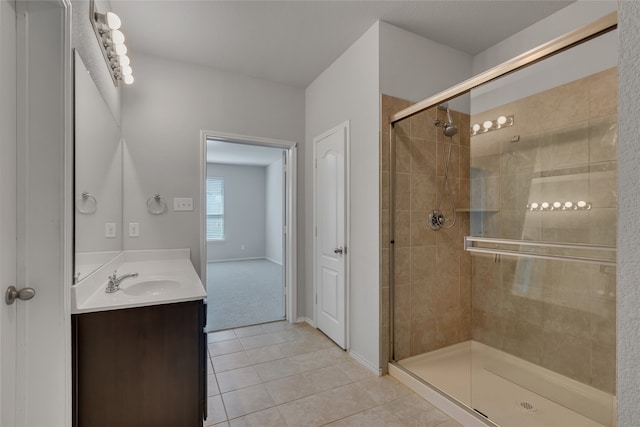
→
(206, 177, 224, 240)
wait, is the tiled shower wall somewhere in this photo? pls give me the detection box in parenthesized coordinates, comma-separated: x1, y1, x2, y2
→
(380, 94, 471, 365)
(469, 67, 617, 394)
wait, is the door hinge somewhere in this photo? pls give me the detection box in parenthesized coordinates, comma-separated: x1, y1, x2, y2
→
(283, 225, 287, 234)
(315, 294, 318, 304)
(344, 246, 347, 254)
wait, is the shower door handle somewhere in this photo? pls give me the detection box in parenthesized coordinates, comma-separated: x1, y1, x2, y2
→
(334, 247, 344, 255)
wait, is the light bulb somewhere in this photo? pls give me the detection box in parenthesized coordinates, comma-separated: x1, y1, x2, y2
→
(564, 201, 574, 210)
(577, 200, 587, 208)
(115, 43, 127, 56)
(472, 124, 481, 132)
(123, 74, 134, 85)
(483, 120, 493, 130)
(497, 116, 507, 125)
(121, 65, 133, 76)
(106, 12, 121, 30)
(553, 201, 561, 209)
(119, 55, 130, 66)
(111, 29, 125, 44)
(530, 202, 539, 210)
(541, 202, 550, 210)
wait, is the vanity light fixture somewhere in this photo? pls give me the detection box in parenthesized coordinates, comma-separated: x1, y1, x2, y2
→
(526, 200, 592, 211)
(90, 1, 134, 86)
(470, 114, 514, 136)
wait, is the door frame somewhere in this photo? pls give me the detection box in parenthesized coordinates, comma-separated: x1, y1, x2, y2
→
(312, 121, 350, 349)
(199, 130, 298, 323)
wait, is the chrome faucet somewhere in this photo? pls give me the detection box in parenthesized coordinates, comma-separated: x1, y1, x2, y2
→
(105, 270, 139, 293)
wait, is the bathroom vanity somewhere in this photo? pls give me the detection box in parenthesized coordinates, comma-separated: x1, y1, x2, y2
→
(71, 250, 207, 427)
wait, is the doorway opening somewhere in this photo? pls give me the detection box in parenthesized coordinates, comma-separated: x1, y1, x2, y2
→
(200, 132, 297, 332)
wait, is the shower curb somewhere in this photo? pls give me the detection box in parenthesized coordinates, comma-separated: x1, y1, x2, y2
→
(389, 363, 495, 427)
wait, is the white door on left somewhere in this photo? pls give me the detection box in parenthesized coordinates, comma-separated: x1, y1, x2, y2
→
(0, 0, 19, 424)
(2, 1, 71, 426)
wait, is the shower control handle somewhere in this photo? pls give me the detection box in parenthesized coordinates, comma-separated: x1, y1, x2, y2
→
(334, 247, 344, 255)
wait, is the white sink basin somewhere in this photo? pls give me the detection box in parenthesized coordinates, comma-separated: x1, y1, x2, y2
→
(121, 279, 182, 297)
(71, 251, 207, 314)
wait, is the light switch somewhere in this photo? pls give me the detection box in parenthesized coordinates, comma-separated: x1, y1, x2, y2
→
(105, 223, 116, 238)
(174, 197, 193, 211)
(129, 222, 140, 238)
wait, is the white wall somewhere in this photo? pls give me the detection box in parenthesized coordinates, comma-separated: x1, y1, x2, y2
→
(473, 0, 617, 75)
(265, 158, 283, 264)
(617, 2, 640, 424)
(121, 53, 305, 278)
(306, 22, 380, 369)
(379, 21, 473, 113)
(206, 164, 266, 261)
(471, 0, 617, 113)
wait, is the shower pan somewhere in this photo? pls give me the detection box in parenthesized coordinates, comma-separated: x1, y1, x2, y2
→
(383, 12, 618, 427)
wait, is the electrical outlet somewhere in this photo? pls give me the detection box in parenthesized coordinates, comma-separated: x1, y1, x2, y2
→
(105, 223, 116, 238)
(129, 222, 140, 238)
(174, 197, 193, 211)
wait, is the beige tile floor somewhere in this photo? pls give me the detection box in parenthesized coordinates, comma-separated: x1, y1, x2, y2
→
(205, 320, 461, 427)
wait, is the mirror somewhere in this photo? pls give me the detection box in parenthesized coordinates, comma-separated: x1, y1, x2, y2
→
(74, 50, 123, 283)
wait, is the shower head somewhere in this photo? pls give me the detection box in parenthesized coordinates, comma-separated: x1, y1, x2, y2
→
(443, 122, 458, 137)
(434, 104, 458, 137)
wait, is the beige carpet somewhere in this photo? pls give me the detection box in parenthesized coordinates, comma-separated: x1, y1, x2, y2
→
(206, 259, 284, 331)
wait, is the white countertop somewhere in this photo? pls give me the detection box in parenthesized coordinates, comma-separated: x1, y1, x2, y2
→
(71, 249, 206, 314)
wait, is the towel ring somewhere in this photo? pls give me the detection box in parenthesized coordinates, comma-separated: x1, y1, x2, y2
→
(147, 194, 168, 215)
(76, 192, 97, 214)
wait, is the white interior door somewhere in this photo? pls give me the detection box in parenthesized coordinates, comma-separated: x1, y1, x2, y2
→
(0, 0, 18, 425)
(314, 122, 348, 349)
(11, 1, 70, 426)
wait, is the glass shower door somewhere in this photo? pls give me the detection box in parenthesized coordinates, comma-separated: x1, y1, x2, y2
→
(468, 39, 617, 426)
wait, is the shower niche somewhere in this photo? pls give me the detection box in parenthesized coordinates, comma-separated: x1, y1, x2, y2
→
(383, 13, 617, 427)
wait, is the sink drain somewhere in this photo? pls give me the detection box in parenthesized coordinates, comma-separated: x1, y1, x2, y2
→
(519, 401, 536, 413)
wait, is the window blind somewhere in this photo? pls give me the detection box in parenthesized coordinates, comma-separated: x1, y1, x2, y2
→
(206, 177, 224, 240)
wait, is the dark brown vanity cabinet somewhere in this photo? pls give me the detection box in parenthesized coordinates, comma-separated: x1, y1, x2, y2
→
(72, 300, 207, 427)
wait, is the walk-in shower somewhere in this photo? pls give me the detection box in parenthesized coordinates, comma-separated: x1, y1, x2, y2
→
(382, 12, 617, 427)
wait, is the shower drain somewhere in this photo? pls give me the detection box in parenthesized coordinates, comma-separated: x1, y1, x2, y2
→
(519, 401, 537, 413)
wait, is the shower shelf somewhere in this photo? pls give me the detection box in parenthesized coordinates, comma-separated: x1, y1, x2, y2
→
(464, 236, 616, 266)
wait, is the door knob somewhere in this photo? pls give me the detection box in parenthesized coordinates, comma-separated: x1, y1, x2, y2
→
(5, 286, 36, 305)
(334, 247, 344, 254)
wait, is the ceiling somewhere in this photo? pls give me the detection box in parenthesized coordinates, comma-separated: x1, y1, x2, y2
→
(206, 140, 284, 166)
(110, 0, 574, 88)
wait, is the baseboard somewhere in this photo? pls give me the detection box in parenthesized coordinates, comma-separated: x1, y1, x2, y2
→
(349, 349, 382, 377)
(207, 257, 264, 263)
(265, 257, 283, 266)
(296, 316, 316, 327)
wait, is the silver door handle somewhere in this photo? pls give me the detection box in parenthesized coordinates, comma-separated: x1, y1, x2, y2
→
(334, 247, 344, 254)
(5, 286, 36, 305)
